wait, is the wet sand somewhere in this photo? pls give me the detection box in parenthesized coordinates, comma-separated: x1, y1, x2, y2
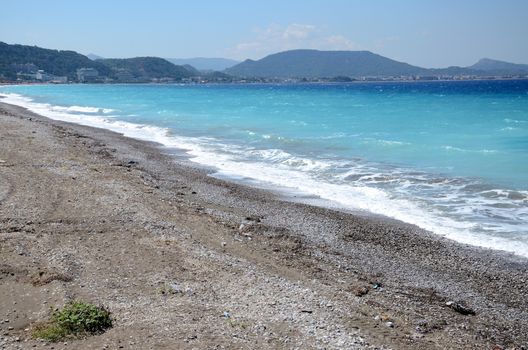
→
(0, 101, 527, 349)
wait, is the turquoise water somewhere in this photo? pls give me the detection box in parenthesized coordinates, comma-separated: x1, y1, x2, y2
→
(1, 81, 528, 257)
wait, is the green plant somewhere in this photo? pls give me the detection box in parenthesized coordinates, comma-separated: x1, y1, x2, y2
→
(32, 322, 68, 342)
(32, 301, 112, 341)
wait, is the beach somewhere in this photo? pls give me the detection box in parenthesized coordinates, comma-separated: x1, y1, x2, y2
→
(0, 100, 527, 349)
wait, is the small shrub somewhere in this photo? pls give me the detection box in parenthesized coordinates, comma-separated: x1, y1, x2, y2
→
(32, 301, 112, 342)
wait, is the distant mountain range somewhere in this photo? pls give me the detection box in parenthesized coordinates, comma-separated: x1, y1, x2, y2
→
(0, 42, 232, 82)
(86, 53, 104, 61)
(98, 57, 193, 81)
(0, 42, 112, 80)
(225, 49, 528, 78)
(468, 58, 528, 75)
(1, 42, 527, 83)
(226, 50, 429, 78)
(166, 57, 239, 71)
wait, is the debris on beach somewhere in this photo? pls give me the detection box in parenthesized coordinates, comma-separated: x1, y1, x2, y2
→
(445, 301, 475, 315)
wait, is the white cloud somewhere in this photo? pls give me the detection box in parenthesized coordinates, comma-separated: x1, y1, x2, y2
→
(323, 35, 357, 50)
(282, 23, 316, 40)
(229, 23, 360, 60)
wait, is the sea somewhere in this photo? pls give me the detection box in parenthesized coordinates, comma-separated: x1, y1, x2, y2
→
(1, 80, 527, 258)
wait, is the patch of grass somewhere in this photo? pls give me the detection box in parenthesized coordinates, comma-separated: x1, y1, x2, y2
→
(32, 301, 112, 342)
(32, 322, 68, 342)
(227, 319, 249, 329)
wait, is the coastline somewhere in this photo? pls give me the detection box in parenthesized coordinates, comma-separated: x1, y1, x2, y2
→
(2, 88, 527, 258)
(0, 101, 527, 349)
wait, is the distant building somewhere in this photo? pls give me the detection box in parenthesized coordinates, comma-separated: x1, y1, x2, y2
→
(76, 68, 99, 82)
(35, 70, 47, 80)
(114, 68, 135, 82)
(34, 70, 68, 83)
(50, 76, 68, 83)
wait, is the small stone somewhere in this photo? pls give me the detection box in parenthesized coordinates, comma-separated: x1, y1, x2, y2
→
(385, 321, 394, 328)
(7, 327, 13, 331)
(350, 285, 369, 297)
(446, 301, 475, 315)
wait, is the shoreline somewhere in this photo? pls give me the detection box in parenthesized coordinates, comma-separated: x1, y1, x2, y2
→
(0, 101, 527, 349)
(2, 90, 527, 259)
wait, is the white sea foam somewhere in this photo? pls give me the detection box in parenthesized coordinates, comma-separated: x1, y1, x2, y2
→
(2, 92, 527, 258)
(441, 146, 499, 154)
(51, 105, 115, 114)
(362, 138, 411, 147)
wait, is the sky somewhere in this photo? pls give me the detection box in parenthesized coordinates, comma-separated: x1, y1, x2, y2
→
(1, 0, 527, 68)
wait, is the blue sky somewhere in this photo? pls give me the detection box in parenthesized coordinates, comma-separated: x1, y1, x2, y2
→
(1, 0, 527, 67)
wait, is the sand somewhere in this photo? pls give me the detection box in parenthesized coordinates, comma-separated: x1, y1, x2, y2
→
(0, 101, 527, 349)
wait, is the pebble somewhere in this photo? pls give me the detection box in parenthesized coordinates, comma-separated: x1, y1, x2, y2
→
(385, 321, 394, 328)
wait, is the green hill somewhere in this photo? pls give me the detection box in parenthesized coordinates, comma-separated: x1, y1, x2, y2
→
(98, 57, 193, 81)
(0, 42, 111, 80)
(225, 49, 431, 78)
(468, 58, 528, 75)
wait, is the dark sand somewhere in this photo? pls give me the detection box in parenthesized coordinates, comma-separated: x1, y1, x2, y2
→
(0, 101, 527, 349)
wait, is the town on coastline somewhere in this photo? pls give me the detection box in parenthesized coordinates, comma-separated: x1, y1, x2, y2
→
(6, 64, 528, 85)
(2, 42, 528, 85)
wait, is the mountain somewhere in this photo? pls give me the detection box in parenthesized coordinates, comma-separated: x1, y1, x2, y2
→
(468, 58, 528, 74)
(86, 53, 104, 61)
(98, 57, 193, 81)
(0, 42, 111, 80)
(181, 64, 200, 76)
(166, 57, 239, 71)
(225, 49, 433, 78)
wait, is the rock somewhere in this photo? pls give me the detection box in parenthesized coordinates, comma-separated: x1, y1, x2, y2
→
(446, 301, 476, 315)
(350, 285, 369, 297)
(223, 311, 231, 318)
(165, 282, 184, 295)
(385, 321, 394, 328)
(372, 282, 382, 290)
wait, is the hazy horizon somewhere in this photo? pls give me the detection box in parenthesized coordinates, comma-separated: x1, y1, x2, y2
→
(1, 0, 527, 68)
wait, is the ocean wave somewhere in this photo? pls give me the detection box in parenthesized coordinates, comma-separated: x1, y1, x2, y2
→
(441, 145, 498, 154)
(362, 138, 411, 147)
(51, 105, 115, 114)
